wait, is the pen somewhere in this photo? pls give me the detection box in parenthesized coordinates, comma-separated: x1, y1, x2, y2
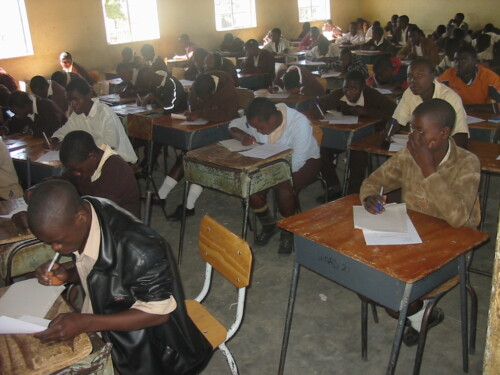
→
(136, 93, 142, 106)
(47, 252, 60, 273)
(313, 98, 325, 119)
(387, 119, 395, 138)
(42, 132, 51, 148)
(187, 100, 192, 113)
(376, 187, 384, 212)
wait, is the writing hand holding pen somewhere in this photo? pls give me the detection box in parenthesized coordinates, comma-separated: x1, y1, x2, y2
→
(363, 188, 387, 215)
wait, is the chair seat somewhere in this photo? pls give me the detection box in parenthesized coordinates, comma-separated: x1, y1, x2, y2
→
(422, 275, 459, 299)
(185, 299, 228, 349)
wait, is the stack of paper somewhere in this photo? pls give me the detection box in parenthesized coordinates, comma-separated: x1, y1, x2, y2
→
(180, 118, 209, 126)
(36, 150, 60, 163)
(171, 113, 187, 120)
(218, 139, 257, 152)
(321, 115, 359, 125)
(321, 71, 342, 78)
(374, 88, 392, 95)
(239, 143, 289, 159)
(389, 134, 409, 152)
(0, 278, 65, 334)
(353, 203, 422, 245)
(467, 115, 484, 124)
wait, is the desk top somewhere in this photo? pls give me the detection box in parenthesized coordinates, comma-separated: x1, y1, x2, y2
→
(0, 198, 33, 246)
(0, 289, 92, 375)
(287, 60, 326, 67)
(255, 92, 314, 105)
(348, 131, 500, 173)
(278, 194, 489, 283)
(9, 142, 62, 168)
(353, 50, 391, 56)
(2, 135, 44, 152)
(467, 111, 500, 131)
(185, 143, 292, 170)
(309, 115, 382, 132)
(98, 93, 135, 106)
(153, 115, 230, 133)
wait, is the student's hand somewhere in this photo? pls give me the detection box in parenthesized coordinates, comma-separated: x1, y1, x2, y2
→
(186, 112, 199, 121)
(268, 86, 279, 93)
(363, 194, 387, 214)
(406, 52, 416, 60)
(35, 261, 69, 286)
(49, 138, 60, 150)
(241, 134, 257, 146)
(407, 130, 436, 177)
(34, 312, 90, 342)
(382, 120, 400, 142)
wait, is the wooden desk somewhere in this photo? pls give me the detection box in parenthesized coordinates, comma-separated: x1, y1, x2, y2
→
(467, 111, 499, 142)
(287, 60, 326, 71)
(0, 198, 32, 245)
(179, 143, 293, 263)
(254, 92, 315, 109)
(277, 194, 489, 375)
(2, 134, 44, 152)
(0, 288, 93, 375)
(353, 50, 392, 64)
(99, 93, 135, 106)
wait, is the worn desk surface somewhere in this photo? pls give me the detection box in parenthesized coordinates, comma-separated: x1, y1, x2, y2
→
(2, 134, 45, 152)
(98, 93, 135, 106)
(9, 142, 62, 169)
(0, 198, 32, 246)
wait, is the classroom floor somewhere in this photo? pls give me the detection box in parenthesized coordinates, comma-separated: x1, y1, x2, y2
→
(142, 150, 499, 375)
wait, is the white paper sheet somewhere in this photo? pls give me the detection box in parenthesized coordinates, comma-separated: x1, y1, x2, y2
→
(304, 60, 326, 66)
(179, 79, 194, 87)
(362, 216, 422, 245)
(218, 139, 258, 152)
(0, 201, 28, 219)
(388, 134, 408, 152)
(321, 71, 342, 78)
(266, 93, 290, 99)
(353, 203, 408, 233)
(321, 115, 359, 124)
(171, 113, 187, 120)
(239, 143, 289, 159)
(467, 115, 484, 124)
(36, 150, 60, 163)
(374, 88, 392, 94)
(180, 118, 209, 126)
(496, 155, 500, 160)
(0, 315, 49, 334)
(112, 104, 153, 115)
(0, 278, 65, 319)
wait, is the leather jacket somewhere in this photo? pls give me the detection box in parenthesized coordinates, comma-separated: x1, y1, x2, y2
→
(84, 197, 212, 375)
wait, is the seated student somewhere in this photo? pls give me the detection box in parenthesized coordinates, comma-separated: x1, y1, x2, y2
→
(51, 70, 82, 89)
(384, 14, 399, 37)
(439, 45, 500, 112)
(397, 27, 440, 65)
(306, 37, 341, 62)
(6, 91, 66, 138)
(59, 52, 94, 85)
(361, 25, 396, 54)
(360, 99, 480, 345)
(366, 56, 408, 90)
(364, 20, 380, 42)
(436, 38, 460, 75)
(30, 75, 68, 113)
(30, 180, 212, 375)
(391, 15, 412, 46)
(388, 58, 469, 148)
(158, 71, 239, 220)
(115, 62, 139, 98)
(51, 78, 137, 164)
(229, 98, 320, 253)
(448, 12, 469, 35)
(140, 44, 169, 73)
(0, 138, 23, 200)
(275, 65, 325, 97)
(0, 85, 13, 126)
(323, 48, 369, 78)
(263, 28, 290, 55)
(184, 48, 209, 81)
(298, 22, 311, 40)
(428, 24, 447, 43)
(175, 34, 197, 60)
(299, 26, 328, 50)
(472, 24, 500, 63)
(219, 33, 245, 54)
(60, 131, 140, 218)
(241, 39, 275, 90)
(0, 67, 19, 92)
(336, 21, 365, 46)
(120, 46, 144, 68)
(204, 52, 239, 86)
(315, 71, 397, 199)
(322, 19, 342, 41)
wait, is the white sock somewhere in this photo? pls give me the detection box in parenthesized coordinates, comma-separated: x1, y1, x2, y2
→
(158, 176, 178, 199)
(407, 300, 429, 332)
(186, 184, 203, 210)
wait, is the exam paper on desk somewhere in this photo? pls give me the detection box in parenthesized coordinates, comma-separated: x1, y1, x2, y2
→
(388, 134, 409, 152)
(239, 143, 289, 159)
(36, 150, 60, 163)
(321, 115, 359, 124)
(362, 216, 422, 245)
(374, 87, 392, 95)
(218, 139, 258, 152)
(467, 115, 484, 124)
(353, 203, 408, 233)
(180, 118, 209, 126)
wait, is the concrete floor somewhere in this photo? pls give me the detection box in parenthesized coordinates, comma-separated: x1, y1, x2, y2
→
(142, 150, 500, 375)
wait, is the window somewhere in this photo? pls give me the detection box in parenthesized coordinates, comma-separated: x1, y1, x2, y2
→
(298, 0, 330, 23)
(214, 0, 256, 31)
(0, 0, 33, 59)
(101, 0, 160, 45)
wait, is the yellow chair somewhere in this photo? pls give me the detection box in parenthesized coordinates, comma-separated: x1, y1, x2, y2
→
(185, 215, 253, 375)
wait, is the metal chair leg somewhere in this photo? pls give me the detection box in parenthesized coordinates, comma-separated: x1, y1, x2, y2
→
(361, 300, 368, 360)
(467, 283, 478, 355)
(371, 303, 379, 323)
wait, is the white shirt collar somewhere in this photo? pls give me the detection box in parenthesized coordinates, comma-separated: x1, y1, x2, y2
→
(340, 91, 365, 106)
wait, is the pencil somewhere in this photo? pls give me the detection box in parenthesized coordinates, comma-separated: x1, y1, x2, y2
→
(47, 252, 60, 273)
(42, 132, 51, 148)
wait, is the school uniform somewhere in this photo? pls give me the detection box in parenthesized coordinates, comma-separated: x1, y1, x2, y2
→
(335, 31, 365, 45)
(263, 38, 291, 54)
(275, 65, 325, 97)
(0, 67, 18, 92)
(397, 37, 440, 65)
(47, 79, 68, 113)
(0, 139, 23, 200)
(241, 49, 276, 89)
(361, 37, 396, 54)
(306, 44, 341, 59)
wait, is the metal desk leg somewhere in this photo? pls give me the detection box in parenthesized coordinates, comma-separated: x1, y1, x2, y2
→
(342, 132, 355, 196)
(459, 254, 469, 372)
(387, 283, 413, 375)
(178, 180, 189, 265)
(479, 172, 490, 232)
(278, 262, 301, 375)
(26, 157, 32, 188)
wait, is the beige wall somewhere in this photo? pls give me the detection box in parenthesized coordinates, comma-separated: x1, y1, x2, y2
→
(0, 0, 360, 83)
(360, 0, 497, 34)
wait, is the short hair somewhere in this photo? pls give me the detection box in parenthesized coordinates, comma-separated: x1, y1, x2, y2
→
(60, 130, 99, 164)
(412, 98, 456, 130)
(223, 33, 234, 42)
(391, 14, 398, 21)
(246, 97, 279, 121)
(345, 70, 365, 85)
(121, 46, 133, 57)
(140, 44, 154, 55)
(310, 26, 320, 35)
(27, 179, 83, 233)
(66, 77, 91, 95)
(192, 48, 208, 61)
(244, 39, 259, 49)
(436, 25, 446, 34)
(456, 12, 465, 20)
(29, 76, 49, 91)
(409, 58, 436, 74)
(208, 52, 223, 70)
(283, 69, 301, 90)
(271, 28, 281, 35)
(317, 37, 330, 49)
(373, 55, 393, 71)
(372, 21, 381, 28)
(193, 74, 216, 96)
(456, 44, 478, 60)
(372, 26, 384, 37)
(179, 34, 190, 41)
(399, 15, 409, 24)
(51, 71, 67, 87)
(59, 51, 72, 61)
(340, 48, 352, 57)
(8, 90, 31, 109)
(484, 23, 494, 33)
(136, 66, 155, 88)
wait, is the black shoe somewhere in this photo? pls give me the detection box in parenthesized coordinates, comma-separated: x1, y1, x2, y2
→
(167, 205, 195, 222)
(316, 186, 342, 204)
(403, 308, 445, 347)
(254, 225, 277, 246)
(278, 231, 293, 254)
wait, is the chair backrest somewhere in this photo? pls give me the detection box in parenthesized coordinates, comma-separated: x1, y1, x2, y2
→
(198, 215, 252, 289)
(235, 88, 254, 111)
(127, 113, 153, 141)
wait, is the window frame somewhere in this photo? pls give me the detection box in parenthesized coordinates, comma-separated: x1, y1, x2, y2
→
(0, 0, 34, 60)
(214, 0, 257, 32)
(297, 0, 331, 23)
